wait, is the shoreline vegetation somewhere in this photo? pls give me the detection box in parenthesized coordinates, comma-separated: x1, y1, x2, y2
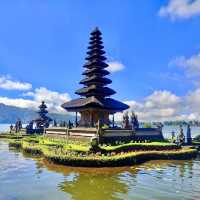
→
(0, 133, 198, 167)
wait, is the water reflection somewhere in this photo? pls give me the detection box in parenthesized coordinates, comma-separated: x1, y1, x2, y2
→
(41, 161, 133, 200)
(1, 140, 200, 200)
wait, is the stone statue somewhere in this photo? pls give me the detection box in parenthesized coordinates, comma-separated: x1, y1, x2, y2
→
(186, 124, 192, 145)
(178, 125, 185, 145)
(63, 121, 66, 127)
(15, 119, 22, 133)
(130, 111, 139, 130)
(122, 111, 130, 129)
(53, 120, 57, 127)
(96, 119, 102, 137)
(68, 120, 73, 129)
(156, 122, 163, 131)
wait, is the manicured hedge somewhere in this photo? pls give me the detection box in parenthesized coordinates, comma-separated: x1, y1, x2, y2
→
(43, 148, 197, 167)
(99, 142, 180, 153)
(5, 136, 198, 167)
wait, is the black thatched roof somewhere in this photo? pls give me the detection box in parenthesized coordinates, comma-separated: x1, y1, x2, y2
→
(39, 101, 47, 109)
(62, 97, 129, 112)
(76, 27, 115, 98)
(83, 60, 108, 69)
(86, 49, 105, 55)
(82, 68, 110, 76)
(90, 27, 101, 35)
(62, 27, 129, 113)
(88, 44, 104, 50)
(80, 75, 112, 85)
(85, 54, 106, 61)
(75, 85, 116, 97)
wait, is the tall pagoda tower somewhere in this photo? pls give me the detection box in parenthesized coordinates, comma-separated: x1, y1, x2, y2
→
(62, 28, 129, 127)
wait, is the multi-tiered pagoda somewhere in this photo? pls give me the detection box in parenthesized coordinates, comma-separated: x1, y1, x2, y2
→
(62, 28, 129, 127)
(35, 101, 52, 128)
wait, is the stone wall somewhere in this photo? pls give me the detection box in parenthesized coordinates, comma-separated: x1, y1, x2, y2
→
(45, 127, 164, 142)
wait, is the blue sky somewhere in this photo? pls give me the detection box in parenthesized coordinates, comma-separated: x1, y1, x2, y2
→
(0, 0, 200, 121)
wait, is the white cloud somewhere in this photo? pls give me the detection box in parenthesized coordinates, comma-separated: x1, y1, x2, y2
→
(107, 61, 125, 73)
(159, 0, 200, 20)
(0, 96, 37, 109)
(23, 87, 71, 113)
(144, 90, 181, 108)
(115, 89, 200, 122)
(186, 88, 200, 112)
(1, 86, 200, 121)
(169, 52, 200, 78)
(0, 75, 32, 90)
(1, 75, 200, 121)
(124, 100, 143, 110)
(0, 85, 71, 114)
(124, 90, 181, 121)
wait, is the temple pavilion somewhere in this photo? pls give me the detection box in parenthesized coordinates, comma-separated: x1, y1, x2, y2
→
(62, 27, 129, 127)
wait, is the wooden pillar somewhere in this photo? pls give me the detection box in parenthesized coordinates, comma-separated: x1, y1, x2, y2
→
(75, 112, 78, 127)
(112, 114, 115, 128)
(90, 111, 93, 127)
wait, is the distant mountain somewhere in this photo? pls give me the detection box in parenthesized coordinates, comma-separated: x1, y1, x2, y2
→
(0, 103, 74, 124)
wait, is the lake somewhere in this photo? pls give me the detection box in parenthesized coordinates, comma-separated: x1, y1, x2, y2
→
(0, 140, 199, 200)
(0, 124, 200, 138)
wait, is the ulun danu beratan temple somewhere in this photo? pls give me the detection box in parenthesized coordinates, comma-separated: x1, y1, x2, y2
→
(45, 27, 164, 141)
(62, 27, 129, 127)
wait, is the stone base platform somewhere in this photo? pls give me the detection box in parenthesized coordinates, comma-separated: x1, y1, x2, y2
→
(45, 127, 164, 142)
(45, 127, 96, 137)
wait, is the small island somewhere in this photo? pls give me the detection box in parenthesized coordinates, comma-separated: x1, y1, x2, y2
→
(0, 28, 199, 167)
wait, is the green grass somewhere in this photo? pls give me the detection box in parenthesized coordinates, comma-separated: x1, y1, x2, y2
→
(39, 136, 90, 152)
(15, 136, 179, 153)
(4, 134, 198, 167)
(21, 141, 42, 154)
(5, 135, 180, 153)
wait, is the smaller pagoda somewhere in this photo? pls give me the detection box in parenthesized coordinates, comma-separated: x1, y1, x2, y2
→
(62, 27, 129, 127)
(35, 101, 52, 129)
(26, 101, 52, 134)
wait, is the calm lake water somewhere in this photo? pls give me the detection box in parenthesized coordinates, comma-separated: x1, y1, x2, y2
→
(1, 124, 200, 138)
(0, 140, 200, 200)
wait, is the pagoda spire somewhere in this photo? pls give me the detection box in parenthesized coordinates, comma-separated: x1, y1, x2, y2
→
(75, 27, 116, 98)
(38, 101, 48, 118)
(62, 28, 129, 127)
